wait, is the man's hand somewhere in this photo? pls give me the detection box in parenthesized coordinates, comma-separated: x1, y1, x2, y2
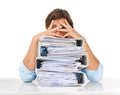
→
(57, 19, 84, 39)
(45, 20, 63, 38)
(32, 20, 63, 44)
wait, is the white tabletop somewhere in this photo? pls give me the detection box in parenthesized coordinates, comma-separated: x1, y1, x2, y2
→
(0, 78, 120, 95)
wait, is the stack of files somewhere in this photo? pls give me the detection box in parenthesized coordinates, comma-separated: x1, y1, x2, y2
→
(36, 71, 84, 87)
(36, 36, 88, 87)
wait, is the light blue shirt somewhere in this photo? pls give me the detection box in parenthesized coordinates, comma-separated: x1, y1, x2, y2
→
(19, 62, 103, 83)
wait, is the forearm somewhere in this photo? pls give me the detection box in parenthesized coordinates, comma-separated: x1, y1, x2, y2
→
(70, 30, 99, 70)
(23, 32, 47, 71)
(23, 30, 60, 71)
(84, 39, 99, 70)
(23, 39, 38, 71)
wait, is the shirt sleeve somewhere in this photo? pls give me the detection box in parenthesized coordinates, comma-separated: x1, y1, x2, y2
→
(19, 62, 37, 83)
(81, 63, 103, 82)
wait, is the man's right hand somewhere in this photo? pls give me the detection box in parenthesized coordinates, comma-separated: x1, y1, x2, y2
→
(32, 20, 63, 44)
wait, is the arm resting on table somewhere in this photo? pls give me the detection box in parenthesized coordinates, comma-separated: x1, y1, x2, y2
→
(19, 62, 36, 82)
(81, 63, 103, 82)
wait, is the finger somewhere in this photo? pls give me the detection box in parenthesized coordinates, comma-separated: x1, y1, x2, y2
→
(57, 29, 70, 33)
(49, 26, 62, 33)
(64, 19, 71, 27)
(50, 28, 57, 33)
(50, 33, 63, 38)
(63, 32, 71, 38)
(59, 21, 68, 29)
(48, 20, 54, 30)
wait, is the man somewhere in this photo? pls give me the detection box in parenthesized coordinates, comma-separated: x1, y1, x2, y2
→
(19, 8, 103, 82)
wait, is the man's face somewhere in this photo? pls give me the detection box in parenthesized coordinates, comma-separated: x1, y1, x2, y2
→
(52, 18, 67, 36)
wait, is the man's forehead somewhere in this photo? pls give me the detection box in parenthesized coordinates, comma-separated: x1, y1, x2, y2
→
(54, 18, 65, 23)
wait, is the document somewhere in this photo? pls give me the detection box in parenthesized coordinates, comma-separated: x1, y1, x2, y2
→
(37, 60, 81, 72)
(40, 36, 76, 43)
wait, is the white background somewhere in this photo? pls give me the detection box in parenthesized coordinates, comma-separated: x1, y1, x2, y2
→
(0, 0, 120, 79)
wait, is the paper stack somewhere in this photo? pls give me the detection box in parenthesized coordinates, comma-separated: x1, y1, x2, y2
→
(36, 36, 88, 87)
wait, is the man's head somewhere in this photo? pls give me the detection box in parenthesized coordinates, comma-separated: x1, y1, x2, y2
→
(45, 8, 74, 29)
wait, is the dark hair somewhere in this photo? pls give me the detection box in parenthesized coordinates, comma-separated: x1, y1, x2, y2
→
(45, 8, 74, 29)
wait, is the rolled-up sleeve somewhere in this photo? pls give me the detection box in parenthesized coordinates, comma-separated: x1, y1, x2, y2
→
(81, 63, 103, 82)
(19, 62, 36, 83)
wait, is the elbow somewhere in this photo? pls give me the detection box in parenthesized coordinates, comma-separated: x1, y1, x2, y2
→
(84, 63, 104, 82)
(87, 74, 103, 82)
(86, 70, 103, 82)
(19, 71, 36, 83)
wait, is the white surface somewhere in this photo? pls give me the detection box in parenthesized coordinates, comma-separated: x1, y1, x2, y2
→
(0, 78, 120, 95)
(0, 0, 120, 78)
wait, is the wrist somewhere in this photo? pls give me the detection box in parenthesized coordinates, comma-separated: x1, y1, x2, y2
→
(32, 36, 39, 44)
(32, 32, 44, 44)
